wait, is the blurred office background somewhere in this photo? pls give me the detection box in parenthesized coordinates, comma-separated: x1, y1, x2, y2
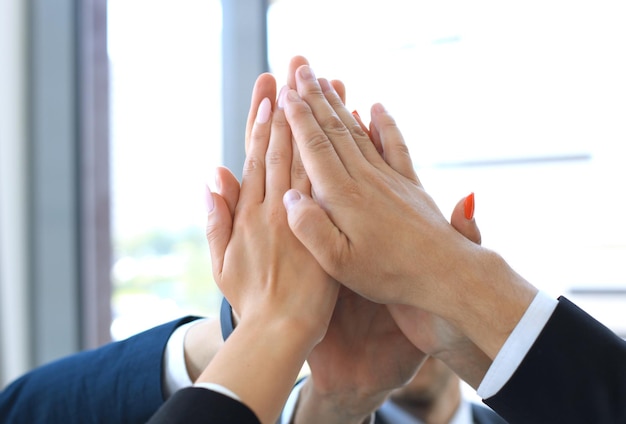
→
(2, 0, 625, 388)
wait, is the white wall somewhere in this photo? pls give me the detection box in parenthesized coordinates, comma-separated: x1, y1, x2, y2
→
(0, 0, 30, 388)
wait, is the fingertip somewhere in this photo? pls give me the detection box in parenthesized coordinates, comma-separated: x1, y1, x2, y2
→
(371, 103, 387, 115)
(204, 183, 214, 213)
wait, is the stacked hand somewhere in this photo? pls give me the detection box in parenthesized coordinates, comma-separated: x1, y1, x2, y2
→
(205, 55, 501, 424)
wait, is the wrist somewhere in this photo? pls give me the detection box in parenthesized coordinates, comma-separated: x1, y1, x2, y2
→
(198, 317, 318, 424)
(292, 376, 385, 424)
(183, 318, 224, 382)
(442, 247, 537, 359)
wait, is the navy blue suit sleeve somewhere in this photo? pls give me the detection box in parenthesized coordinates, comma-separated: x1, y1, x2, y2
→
(483, 296, 626, 424)
(0, 316, 200, 424)
(147, 387, 260, 424)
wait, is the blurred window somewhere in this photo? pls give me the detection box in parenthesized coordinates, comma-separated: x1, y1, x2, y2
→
(108, 0, 223, 340)
(269, 0, 626, 336)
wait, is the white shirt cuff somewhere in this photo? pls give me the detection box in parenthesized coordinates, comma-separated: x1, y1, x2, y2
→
(477, 290, 558, 398)
(163, 320, 204, 398)
(280, 378, 306, 424)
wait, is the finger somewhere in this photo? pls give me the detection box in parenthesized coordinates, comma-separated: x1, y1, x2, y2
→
(370, 103, 420, 185)
(290, 65, 367, 179)
(317, 78, 383, 168)
(352, 110, 383, 155)
(205, 186, 233, 284)
(450, 193, 482, 245)
(240, 96, 272, 206)
(287, 55, 310, 89)
(265, 104, 293, 201)
(214, 166, 240, 218)
(330, 79, 346, 104)
(283, 189, 347, 278)
(281, 86, 352, 197)
(245, 73, 277, 154)
(290, 124, 311, 195)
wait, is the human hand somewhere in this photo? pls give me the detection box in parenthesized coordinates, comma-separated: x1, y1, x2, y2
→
(211, 56, 348, 328)
(294, 287, 424, 424)
(203, 72, 339, 424)
(387, 194, 491, 388)
(206, 72, 337, 340)
(292, 194, 486, 424)
(280, 64, 470, 314)
(280, 62, 536, 360)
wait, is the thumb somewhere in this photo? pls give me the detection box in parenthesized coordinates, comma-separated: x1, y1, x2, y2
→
(205, 184, 233, 284)
(450, 193, 482, 245)
(283, 189, 346, 277)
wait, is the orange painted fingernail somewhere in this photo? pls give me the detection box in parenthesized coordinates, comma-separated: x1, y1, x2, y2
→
(464, 192, 475, 220)
(352, 110, 371, 137)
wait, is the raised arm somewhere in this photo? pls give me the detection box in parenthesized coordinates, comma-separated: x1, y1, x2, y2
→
(155, 72, 339, 424)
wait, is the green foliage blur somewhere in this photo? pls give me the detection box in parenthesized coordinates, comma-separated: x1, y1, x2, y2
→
(112, 226, 222, 325)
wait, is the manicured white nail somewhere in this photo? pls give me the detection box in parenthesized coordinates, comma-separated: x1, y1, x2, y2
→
(256, 97, 271, 124)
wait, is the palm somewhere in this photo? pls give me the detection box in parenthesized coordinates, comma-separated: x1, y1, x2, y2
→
(307, 287, 425, 399)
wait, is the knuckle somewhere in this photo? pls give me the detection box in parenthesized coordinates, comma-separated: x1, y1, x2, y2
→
(348, 122, 368, 139)
(303, 131, 333, 155)
(242, 155, 263, 177)
(266, 148, 288, 167)
(390, 141, 411, 157)
(341, 178, 362, 197)
(291, 158, 308, 182)
(272, 113, 290, 130)
(319, 113, 348, 134)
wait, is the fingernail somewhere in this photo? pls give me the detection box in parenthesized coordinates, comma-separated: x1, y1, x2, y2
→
(205, 184, 215, 212)
(283, 189, 302, 211)
(352, 110, 371, 137)
(277, 85, 288, 109)
(464, 192, 475, 220)
(256, 97, 271, 124)
(299, 65, 315, 81)
(372, 103, 387, 115)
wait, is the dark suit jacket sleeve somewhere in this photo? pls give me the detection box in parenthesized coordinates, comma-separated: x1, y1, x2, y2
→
(147, 387, 261, 424)
(483, 296, 626, 424)
(0, 316, 200, 424)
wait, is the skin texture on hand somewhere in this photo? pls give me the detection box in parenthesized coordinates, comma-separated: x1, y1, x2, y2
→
(294, 194, 489, 424)
(201, 71, 339, 424)
(387, 195, 491, 389)
(215, 57, 493, 423)
(200, 55, 514, 423)
(283, 56, 490, 423)
(183, 318, 224, 383)
(281, 62, 537, 361)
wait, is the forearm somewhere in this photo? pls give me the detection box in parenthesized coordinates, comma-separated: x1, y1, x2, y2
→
(434, 339, 492, 389)
(436, 247, 537, 360)
(292, 377, 382, 424)
(196, 318, 316, 424)
(183, 318, 224, 381)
